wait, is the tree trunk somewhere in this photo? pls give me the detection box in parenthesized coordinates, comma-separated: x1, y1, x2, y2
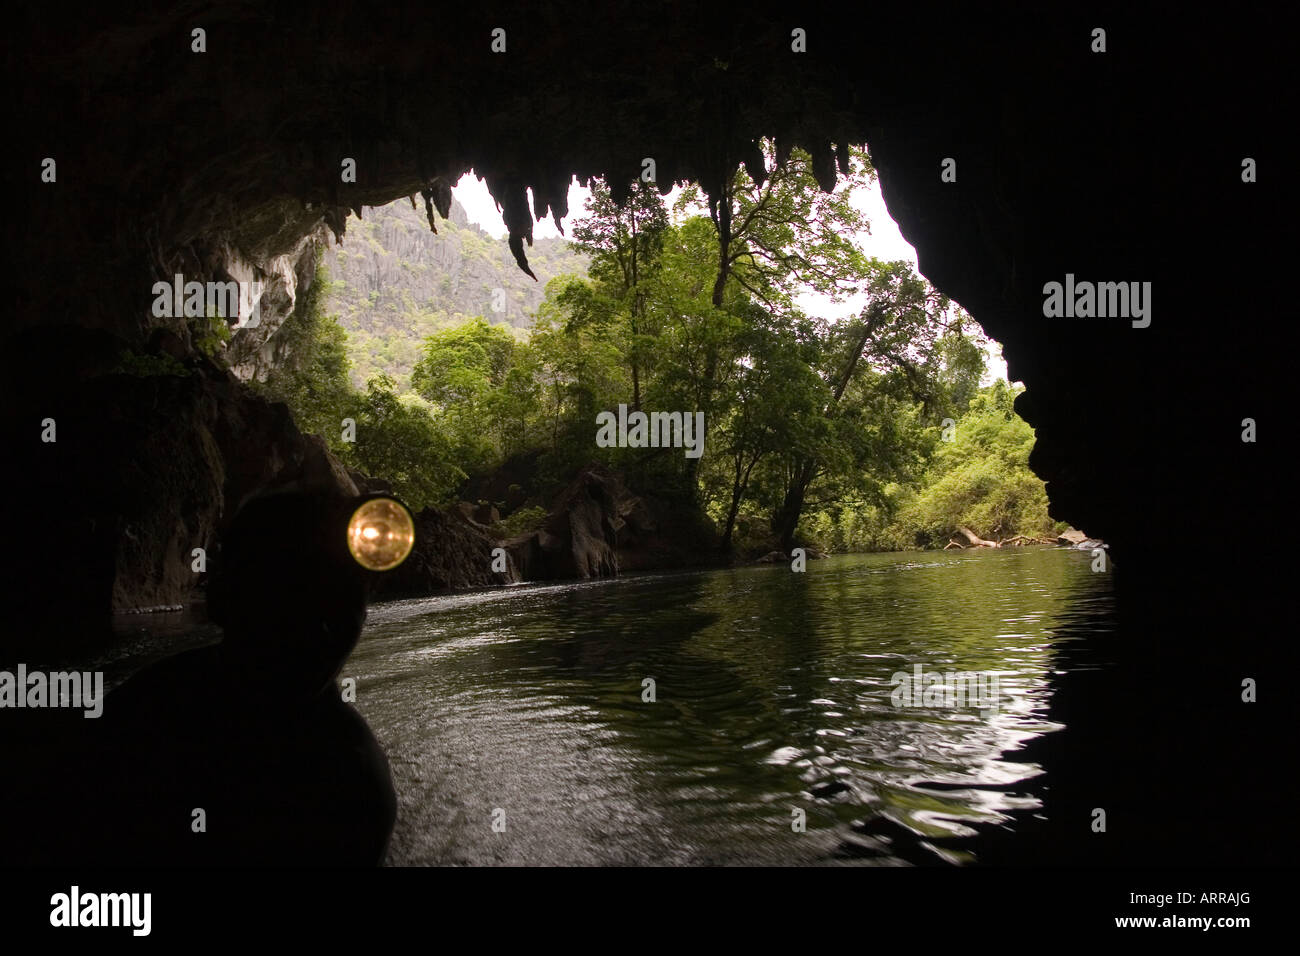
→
(956, 526, 1000, 548)
(721, 495, 741, 552)
(998, 533, 1052, 547)
(720, 449, 762, 552)
(629, 211, 642, 411)
(773, 460, 816, 553)
(768, 305, 891, 549)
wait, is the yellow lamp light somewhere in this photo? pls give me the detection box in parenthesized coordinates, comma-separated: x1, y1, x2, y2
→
(346, 497, 416, 571)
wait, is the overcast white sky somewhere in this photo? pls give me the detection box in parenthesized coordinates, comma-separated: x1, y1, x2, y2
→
(450, 172, 1010, 383)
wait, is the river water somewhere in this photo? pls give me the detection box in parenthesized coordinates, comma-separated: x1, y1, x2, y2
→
(347, 546, 1113, 866)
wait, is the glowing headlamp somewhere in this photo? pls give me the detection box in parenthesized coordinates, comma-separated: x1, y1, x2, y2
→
(346, 497, 416, 571)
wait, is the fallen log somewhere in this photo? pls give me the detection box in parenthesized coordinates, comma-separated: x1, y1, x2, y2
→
(998, 534, 1054, 547)
(956, 526, 1000, 548)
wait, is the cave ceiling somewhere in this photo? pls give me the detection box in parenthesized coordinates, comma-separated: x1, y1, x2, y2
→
(6, 2, 1284, 557)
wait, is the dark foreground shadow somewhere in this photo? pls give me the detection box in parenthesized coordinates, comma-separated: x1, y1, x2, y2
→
(3, 492, 396, 867)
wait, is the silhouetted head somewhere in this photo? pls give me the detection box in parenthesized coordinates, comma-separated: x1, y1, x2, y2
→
(208, 491, 413, 696)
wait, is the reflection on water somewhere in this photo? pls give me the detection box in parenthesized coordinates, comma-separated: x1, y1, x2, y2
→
(349, 547, 1113, 865)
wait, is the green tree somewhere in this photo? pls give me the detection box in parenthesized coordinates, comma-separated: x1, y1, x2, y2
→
(341, 374, 462, 510)
(765, 260, 970, 552)
(677, 141, 874, 309)
(528, 278, 629, 478)
(710, 308, 822, 550)
(411, 317, 523, 473)
(568, 180, 669, 410)
(897, 381, 1056, 545)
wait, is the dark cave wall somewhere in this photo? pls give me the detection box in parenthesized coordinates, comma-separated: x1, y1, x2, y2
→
(864, 30, 1278, 563)
(2, 3, 1283, 655)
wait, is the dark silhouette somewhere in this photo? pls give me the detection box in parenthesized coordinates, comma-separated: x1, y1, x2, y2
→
(4, 492, 397, 866)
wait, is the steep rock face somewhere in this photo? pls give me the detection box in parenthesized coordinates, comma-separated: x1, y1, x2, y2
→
(321, 197, 584, 331)
(224, 224, 330, 382)
(506, 465, 717, 581)
(368, 507, 520, 600)
(508, 467, 626, 581)
(318, 197, 586, 387)
(0, 327, 359, 659)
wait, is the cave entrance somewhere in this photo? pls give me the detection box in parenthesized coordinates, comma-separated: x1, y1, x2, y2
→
(247, 147, 1037, 567)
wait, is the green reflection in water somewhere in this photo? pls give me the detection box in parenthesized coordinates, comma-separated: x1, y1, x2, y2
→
(350, 547, 1111, 865)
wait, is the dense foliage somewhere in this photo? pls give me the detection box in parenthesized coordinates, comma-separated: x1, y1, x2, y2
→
(801, 380, 1063, 553)
(261, 148, 1056, 552)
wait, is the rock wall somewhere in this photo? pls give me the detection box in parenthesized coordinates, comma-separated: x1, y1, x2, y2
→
(506, 465, 718, 581)
(367, 507, 521, 601)
(0, 326, 359, 659)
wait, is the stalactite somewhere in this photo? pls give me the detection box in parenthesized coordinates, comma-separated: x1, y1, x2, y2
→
(809, 140, 837, 192)
(486, 175, 538, 280)
(419, 188, 438, 234)
(742, 140, 767, 187)
(834, 141, 851, 176)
